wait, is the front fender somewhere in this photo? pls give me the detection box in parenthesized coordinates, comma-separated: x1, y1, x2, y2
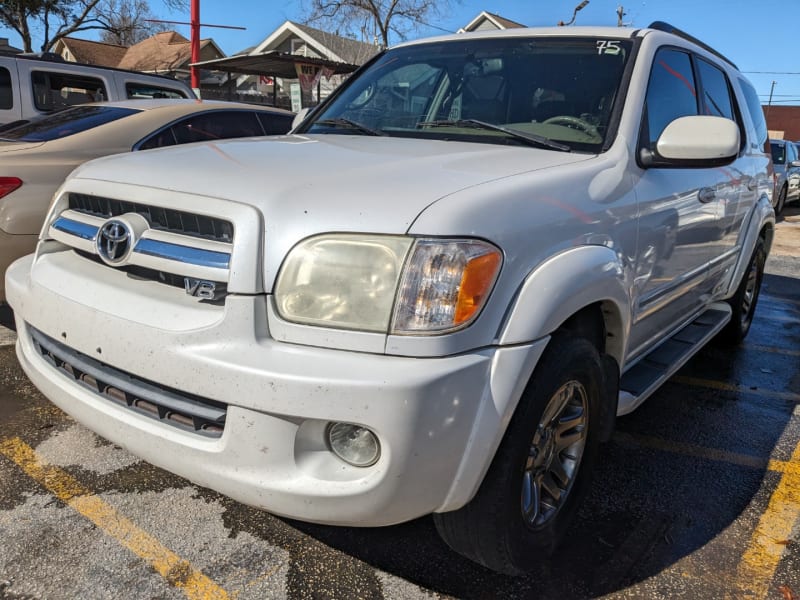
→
(498, 245, 631, 364)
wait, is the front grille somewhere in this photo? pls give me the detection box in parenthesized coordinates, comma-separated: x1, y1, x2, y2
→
(69, 193, 233, 243)
(30, 326, 227, 437)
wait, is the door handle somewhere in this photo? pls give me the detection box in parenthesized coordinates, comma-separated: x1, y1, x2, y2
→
(747, 179, 758, 191)
(698, 187, 716, 203)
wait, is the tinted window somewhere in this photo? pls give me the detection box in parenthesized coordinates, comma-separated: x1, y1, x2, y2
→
(770, 142, 785, 165)
(257, 112, 293, 135)
(0, 106, 138, 141)
(126, 83, 188, 99)
(644, 48, 698, 147)
(171, 111, 264, 144)
(696, 58, 733, 119)
(137, 110, 270, 150)
(739, 77, 768, 146)
(0, 67, 11, 109)
(31, 71, 108, 112)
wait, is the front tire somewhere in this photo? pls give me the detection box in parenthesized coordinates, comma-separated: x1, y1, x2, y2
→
(719, 238, 766, 345)
(433, 334, 604, 575)
(776, 185, 787, 215)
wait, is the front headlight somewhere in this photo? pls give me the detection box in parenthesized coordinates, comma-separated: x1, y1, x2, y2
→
(275, 234, 502, 335)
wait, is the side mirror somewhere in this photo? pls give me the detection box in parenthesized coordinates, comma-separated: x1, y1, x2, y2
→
(640, 116, 740, 168)
(291, 108, 311, 131)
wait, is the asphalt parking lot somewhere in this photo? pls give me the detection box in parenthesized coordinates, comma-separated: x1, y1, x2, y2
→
(0, 208, 798, 600)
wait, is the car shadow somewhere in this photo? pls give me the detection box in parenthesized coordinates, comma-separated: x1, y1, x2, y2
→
(278, 271, 799, 598)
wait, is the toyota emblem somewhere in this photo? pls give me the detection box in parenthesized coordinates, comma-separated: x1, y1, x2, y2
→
(96, 219, 131, 264)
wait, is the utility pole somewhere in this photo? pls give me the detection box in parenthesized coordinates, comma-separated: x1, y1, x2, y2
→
(616, 5, 627, 27)
(191, 0, 200, 93)
(147, 2, 245, 99)
(766, 80, 777, 121)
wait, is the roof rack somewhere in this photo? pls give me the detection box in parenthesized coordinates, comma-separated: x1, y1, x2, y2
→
(647, 21, 737, 70)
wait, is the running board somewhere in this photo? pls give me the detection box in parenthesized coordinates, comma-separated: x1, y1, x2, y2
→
(617, 302, 732, 415)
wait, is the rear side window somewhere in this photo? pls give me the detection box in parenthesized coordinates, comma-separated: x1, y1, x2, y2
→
(739, 77, 768, 147)
(644, 48, 698, 147)
(0, 67, 12, 109)
(31, 71, 108, 112)
(138, 110, 267, 150)
(770, 142, 785, 165)
(126, 83, 188, 99)
(0, 105, 138, 141)
(256, 112, 293, 135)
(696, 58, 733, 119)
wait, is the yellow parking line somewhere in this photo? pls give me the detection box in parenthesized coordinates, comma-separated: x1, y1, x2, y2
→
(747, 345, 800, 357)
(0, 437, 229, 600)
(734, 439, 800, 599)
(613, 432, 799, 477)
(671, 375, 800, 403)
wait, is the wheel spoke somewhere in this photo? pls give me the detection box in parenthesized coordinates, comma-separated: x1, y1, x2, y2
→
(556, 406, 585, 436)
(556, 428, 585, 452)
(549, 456, 571, 487)
(521, 471, 540, 525)
(540, 471, 562, 505)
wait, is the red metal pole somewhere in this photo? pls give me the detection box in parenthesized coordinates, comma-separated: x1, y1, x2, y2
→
(190, 0, 200, 93)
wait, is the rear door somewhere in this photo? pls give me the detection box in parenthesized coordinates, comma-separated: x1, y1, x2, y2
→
(627, 46, 748, 360)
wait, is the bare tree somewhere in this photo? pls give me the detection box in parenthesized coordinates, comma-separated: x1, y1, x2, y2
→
(0, 0, 186, 51)
(97, 0, 168, 46)
(302, 0, 457, 49)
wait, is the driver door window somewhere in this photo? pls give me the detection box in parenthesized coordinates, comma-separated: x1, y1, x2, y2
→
(643, 48, 699, 148)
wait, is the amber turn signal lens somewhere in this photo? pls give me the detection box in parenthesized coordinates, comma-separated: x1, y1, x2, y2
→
(454, 251, 503, 324)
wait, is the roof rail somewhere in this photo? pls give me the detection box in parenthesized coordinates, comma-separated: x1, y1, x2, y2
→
(647, 21, 737, 70)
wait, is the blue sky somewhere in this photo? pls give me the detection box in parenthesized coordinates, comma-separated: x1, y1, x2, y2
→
(3, 0, 798, 104)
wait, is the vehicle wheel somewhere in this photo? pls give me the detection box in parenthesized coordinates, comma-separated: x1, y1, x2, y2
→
(775, 185, 787, 215)
(433, 333, 604, 575)
(718, 238, 766, 345)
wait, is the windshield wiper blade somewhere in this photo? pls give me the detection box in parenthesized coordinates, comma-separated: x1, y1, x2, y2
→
(315, 118, 385, 136)
(417, 119, 571, 152)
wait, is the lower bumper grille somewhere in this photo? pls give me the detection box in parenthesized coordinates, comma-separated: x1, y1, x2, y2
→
(30, 326, 226, 437)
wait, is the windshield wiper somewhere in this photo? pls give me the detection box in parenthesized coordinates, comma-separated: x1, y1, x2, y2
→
(314, 118, 385, 136)
(416, 119, 571, 152)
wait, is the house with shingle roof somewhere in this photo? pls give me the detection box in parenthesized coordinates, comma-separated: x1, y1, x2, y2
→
(0, 38, 23, 55)
(231, 20, 379, 108)
(53, 32, 225, 84)
(459, 11, 526, 33)
(54, 37, 127, 67)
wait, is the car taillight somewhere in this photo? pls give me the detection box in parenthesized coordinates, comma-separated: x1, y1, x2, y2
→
(0, 177, 22, 199)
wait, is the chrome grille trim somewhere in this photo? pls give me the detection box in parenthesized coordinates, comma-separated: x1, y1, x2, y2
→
(30, 326, 227, 437)
(52, 217, 98, 241)
(134, 239, 231, 269)
(48, 211, 232, 284)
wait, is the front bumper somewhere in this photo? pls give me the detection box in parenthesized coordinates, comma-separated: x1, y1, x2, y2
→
(0, 231, 36, 302)
(6, 252, 547, 526)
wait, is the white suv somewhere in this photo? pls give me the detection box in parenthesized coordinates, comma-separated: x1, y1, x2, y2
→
(5, 22, 774, 574)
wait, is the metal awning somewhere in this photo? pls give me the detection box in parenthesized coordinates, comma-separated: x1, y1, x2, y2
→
(190, 51, 360, 79)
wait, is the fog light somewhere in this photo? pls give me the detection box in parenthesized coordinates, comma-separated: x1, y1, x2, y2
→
(327, 422, 380, 467)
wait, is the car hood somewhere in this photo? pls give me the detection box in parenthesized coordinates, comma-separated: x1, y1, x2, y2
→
(71, 134, 593, 234)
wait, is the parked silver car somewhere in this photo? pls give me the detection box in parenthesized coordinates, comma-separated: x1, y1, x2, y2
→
(770, 138, 800, 214)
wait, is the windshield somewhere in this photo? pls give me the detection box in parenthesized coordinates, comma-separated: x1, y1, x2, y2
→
(0, 105, 139, 142)
(304, 36, 633, 152)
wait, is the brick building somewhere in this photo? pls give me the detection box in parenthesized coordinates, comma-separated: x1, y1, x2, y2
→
(765, 105, 800, 140)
